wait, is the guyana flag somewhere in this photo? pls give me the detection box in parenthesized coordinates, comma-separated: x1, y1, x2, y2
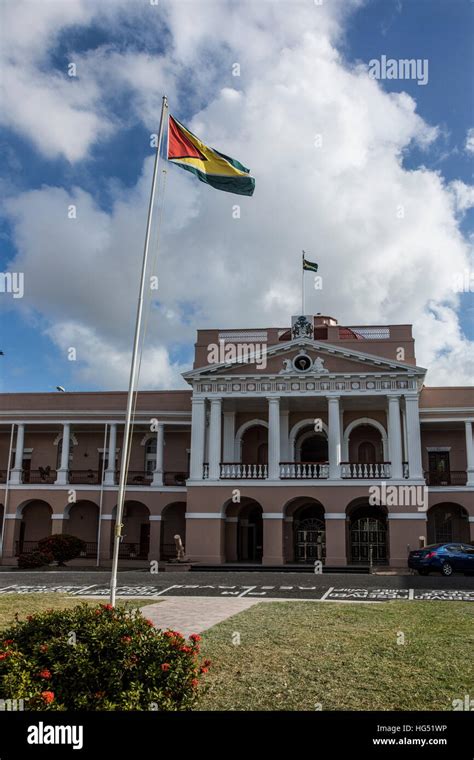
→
(167, 115, 255, 196)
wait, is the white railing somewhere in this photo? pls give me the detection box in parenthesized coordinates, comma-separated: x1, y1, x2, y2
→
(403, 462, 409, 479)
(202, 463, 209, 479)
(341, 462, 391, 479)
(219, 463, 268, 479)
(279, 462, 329, 479)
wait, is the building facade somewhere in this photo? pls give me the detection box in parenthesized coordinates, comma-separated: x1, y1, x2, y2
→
(0, 314, 473, 568)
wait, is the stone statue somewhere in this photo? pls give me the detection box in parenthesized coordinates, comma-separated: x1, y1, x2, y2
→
(174, 534, 185, 562)
(280, 358, 293, 374)
(312, 356, 328, 373)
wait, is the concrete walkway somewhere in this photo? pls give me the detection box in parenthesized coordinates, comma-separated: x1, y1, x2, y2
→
(142, 596, 261, 638)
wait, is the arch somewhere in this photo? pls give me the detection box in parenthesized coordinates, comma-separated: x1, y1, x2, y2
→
(161, 501, 186, 560)
(346, 498, 388, 565)
(111, 501, 150, 560)
(289, 419, 328, 462)
(358, 441, 376, 464)
(343, 417, 388, 461)
(234, 419, 268, 461)
(65, 500, 99, 557)
(16, 500, 52, 556)
(283, 496, 326, 563)
(296, 431, 328, 462)
(427, 503, 470, 544)
(223, 498, 263, 563)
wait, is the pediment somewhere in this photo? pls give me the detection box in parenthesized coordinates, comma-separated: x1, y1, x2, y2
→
(183, 338, 426, 381)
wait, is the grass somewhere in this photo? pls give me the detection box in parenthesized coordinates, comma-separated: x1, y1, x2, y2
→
(198, 601, 474, 711)
(0, 594, 158, 629)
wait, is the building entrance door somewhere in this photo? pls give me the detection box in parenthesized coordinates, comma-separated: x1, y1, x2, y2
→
(295, 518, 325, 563)
(350, 517, 387, 564)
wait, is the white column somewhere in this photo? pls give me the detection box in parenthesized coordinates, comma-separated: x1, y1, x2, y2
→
(223, 411, 236, 463)
(268, 397, 280, 480)
(55, 422, 70, 485)
(328, 396, 341, 479)
(104, 423, 117, 485)
(152, 423, 165, 486)
(404, 395, 424, 480)
(387, 395, 403, 479)
(280, 408, 289, 462)
(9, 423, 25, 484)
(465, 420, 474, 486)
(189, 398, 206, 480)
(208, 398, 222, 480)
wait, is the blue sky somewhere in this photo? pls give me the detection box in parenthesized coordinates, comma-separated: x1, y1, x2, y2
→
(1, 0, 473, 392)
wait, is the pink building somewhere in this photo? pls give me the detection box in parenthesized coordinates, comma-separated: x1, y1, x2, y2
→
(0, 314, 473, 568)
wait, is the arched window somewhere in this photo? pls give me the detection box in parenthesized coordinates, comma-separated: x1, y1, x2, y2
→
(145, 437, 157, 475)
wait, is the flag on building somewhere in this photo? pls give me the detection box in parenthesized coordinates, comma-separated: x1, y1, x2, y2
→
(303, 255, 318, 273)
(167, 115, 255, 196)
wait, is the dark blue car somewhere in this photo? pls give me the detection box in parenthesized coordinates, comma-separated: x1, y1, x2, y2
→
(408, 543, 474, 576)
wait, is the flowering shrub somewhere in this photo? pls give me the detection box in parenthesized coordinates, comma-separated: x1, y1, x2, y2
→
(37, 535, 86, 566)
(17, 550, 53, 569)
(0, 603, 210, 710)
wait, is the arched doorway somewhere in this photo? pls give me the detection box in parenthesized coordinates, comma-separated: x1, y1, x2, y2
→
(347, 501, 388, 565)
(238, 423, 268, 469)
(427, 503, 470, 544)
(300, 434, 328, 463)
(17, 500, 52, 555)
(66, 500, 99, 558)
(160, 502, 186, 560)
(111, 501, 150, 560)
(224, 498, 263, 562)
(283, 497, 326, 563)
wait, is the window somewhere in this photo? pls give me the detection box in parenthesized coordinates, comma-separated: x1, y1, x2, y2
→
(145, 437, 157, 475)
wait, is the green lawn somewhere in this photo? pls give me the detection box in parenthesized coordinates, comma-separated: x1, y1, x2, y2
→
(0, 594, 157, 629)
(198, 601, 474, 711)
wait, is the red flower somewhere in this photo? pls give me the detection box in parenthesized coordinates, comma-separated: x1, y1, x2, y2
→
(144, 619, 154, 627)
(3, 639, 13, 646)
(189, 634, 201, 642)
(164, 631, 175, 638)
(26, 615, 33, 622)
(94, 691, 105, 699)
(200, 666, 209, 674)
(39, 644, 48, 653)
(121, 636, 132, 643)
(0, 652, 11, 660)
(191, 678, 199, 688)
(41, 691, 54, 704)
(203, 659, 212, 667)
(161, 663, 170, 672)
(179, 645, 192, 654)
(39, 669, 51, 679)
(101, 604, 114, 611)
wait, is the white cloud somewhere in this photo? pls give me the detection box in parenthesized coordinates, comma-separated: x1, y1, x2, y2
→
(2, 0, 473, 388)
(465, 127, 474, 155)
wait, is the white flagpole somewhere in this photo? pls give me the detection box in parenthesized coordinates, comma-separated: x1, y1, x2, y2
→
(301, 250, 305, 314)
(110, 94, 169, 606)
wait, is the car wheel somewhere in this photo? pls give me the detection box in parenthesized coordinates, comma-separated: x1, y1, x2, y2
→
(418, 569, 429, 576)
(441, 562, 453, 577)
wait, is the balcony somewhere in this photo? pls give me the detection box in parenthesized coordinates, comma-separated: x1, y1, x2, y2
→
(22, 468, 57, 484)
(280, 462, 329, 479)
(69, 469, 100, 484)
(117, 470, 153, 487)
(163, 470, 188, 486)
(220, 463, 268, 479)
(341, 462, 391, 479)
(424, 470, 467, 487)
